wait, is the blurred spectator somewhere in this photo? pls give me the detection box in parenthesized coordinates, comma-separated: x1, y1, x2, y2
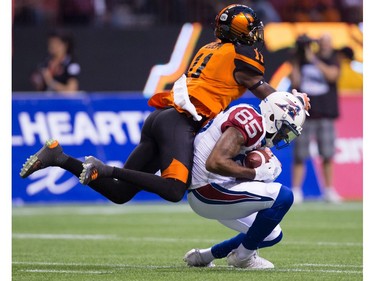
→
(277, 0, 342, 22)
(336, 46, 363, 91)
(288, 33, 342, 203)
(249, 0, 281, 24)
(12, 0, 362, 26)
(339, 0, 363, 23)
(58, 0, 95, 25)
(13, 0, 60, 25)
(30, 29, 81, 93)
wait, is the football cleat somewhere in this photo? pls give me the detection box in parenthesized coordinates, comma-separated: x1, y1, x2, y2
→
(183, 249, 215, 267)
(227, 250, 274, 269)
(20, 139, 63, 178)
(79, 156, 107, 185)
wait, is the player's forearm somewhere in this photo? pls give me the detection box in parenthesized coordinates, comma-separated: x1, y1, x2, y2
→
(251, 82, 276, 100)
(206, 158, 256, 180)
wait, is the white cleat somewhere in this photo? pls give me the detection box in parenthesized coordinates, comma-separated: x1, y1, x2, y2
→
(227, 250, 274, 269)
(183, 249, 215, 267)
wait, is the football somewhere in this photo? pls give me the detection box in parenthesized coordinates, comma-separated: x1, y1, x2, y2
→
(243, 148, 272, 169)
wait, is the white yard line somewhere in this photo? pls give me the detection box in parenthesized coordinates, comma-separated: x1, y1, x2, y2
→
(295, 263, 362, 268)
(12, 204, 193, 216)
(13, 261, 362, 274)
(12, 202, 362, 216)
(12, 233, 362, 247)
(19, 269, 112, 274)
(12, 233, 117, 240)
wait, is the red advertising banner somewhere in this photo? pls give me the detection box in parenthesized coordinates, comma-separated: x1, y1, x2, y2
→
(311, 94, 363, 200)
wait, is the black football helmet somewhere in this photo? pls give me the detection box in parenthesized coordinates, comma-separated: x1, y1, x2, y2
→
(214, 4, 264, 46)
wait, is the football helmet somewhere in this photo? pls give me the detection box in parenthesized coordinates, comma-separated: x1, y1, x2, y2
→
(259, 91, 306, 149)
(214, 4, 264, 46)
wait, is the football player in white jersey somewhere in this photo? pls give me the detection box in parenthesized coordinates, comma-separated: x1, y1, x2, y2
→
(183, 91, 307, 269)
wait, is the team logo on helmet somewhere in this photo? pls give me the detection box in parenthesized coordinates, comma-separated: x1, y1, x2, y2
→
(220, 13, 228, 21)
(275, 99, 301, 120)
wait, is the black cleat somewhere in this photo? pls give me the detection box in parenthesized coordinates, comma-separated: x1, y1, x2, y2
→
(79, 156, 105, 185)
(20, 139, 63, 178)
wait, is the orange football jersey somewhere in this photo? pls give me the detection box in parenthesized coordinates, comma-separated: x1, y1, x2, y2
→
(148, 41, 265, 121)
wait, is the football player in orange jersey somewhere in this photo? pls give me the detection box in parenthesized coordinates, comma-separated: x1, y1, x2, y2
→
(20, 4, 310, 204)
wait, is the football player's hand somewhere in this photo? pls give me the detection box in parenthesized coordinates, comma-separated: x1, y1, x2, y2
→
(292, 89, 311, 115)
(254, 161, 277, 182)
(268, 155, 282, 182)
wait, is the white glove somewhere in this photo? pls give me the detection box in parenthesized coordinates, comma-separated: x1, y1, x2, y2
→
(254, 160, 277, 182)
(292, 89, 310, 116)
(173, 74, 202, 121)
(267, 155, 282, 182)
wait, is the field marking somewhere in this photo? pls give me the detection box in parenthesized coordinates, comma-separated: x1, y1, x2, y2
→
(12, 233, 361, 248)
(285, 241, 362, 247)
(12, 233, 117, 240)
(12, 204, 193, 216)
(19, 269, 112, 274)
(12, 202, 362, 216)
(275, 268, 362, 274)
(295, 263, 363, 268)
(13, 261, 362, 275)
(13, 261, 180, 269)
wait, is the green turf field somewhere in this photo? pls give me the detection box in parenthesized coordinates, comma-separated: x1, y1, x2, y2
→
(12, 201, 363, 281)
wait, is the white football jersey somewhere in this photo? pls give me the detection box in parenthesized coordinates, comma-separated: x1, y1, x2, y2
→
(190, 103, 266, 189)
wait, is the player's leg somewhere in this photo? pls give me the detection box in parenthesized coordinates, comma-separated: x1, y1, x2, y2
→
(80, 109, 162, 203)
(83, 138, 160, 204)
(80, 107, 204, 202)
(19, 111, 162, 204)
(317, 118, 342, 202)
(226, 185, 293, 268)
(186, 181, 292, 268)
(184, 213, 283, 267)
(291, 119, 312, 203)
(19, 138, 160, 204)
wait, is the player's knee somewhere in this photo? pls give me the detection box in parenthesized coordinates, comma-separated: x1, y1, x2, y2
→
(164, 179, 187, 202)
(167, 186, 187, 203)
(109, 196, 131, 205)
(274, 185, 294, 210)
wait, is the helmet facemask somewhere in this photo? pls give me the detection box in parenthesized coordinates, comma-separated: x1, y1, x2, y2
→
(266, 120, 302, 149)
(260, 91, 306, 150)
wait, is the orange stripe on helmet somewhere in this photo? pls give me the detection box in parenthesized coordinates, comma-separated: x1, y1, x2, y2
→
(231, 12, 254, 34)
(161, 158, 189, 184)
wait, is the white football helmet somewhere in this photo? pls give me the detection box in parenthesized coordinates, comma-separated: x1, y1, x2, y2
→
(259, 91, 306, 149)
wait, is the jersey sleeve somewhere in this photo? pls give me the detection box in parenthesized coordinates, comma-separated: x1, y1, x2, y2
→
(220, 105, 265, 147)
(234, 45, 265, 75)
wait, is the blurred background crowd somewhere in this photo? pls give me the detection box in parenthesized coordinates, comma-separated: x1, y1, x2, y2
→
(13, 0, 363, 28)
(12, 0, 363, 93)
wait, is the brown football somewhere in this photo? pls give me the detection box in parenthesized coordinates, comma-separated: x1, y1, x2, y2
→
(244, 148, 272, 169)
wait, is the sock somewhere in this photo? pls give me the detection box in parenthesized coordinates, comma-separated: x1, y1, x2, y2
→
(60, 155, 83, 177)
(55, 152, 69, 167)
(210, 231, 283, 260)
(211, 233, 245, 259)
